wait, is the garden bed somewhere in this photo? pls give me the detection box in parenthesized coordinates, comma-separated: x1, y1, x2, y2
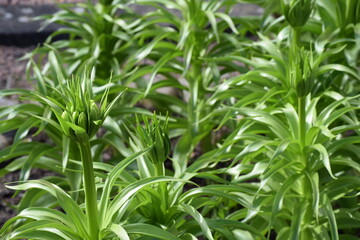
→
(0, 0, 359, 239)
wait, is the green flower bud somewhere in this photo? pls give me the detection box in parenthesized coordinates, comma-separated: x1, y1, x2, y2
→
(90, 100, 100, 121)
(289, 49, 314, 97)
(77, 112, 88, 132)
(61, 111, 71, 122)
(133, 114, 171, 165)
(152, 123, 171, 164)
(282, 0, 313, 28)
(100, 0, 112, 6)
(70, 105, 75, 114)
(72, 111, 79, 124)
(149, 115, 170, 164)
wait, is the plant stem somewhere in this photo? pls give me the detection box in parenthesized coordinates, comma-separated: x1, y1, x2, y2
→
(290, 26, 300, 62)
(156, 162, 164, 177)
(298, 95, 314, 237)
(298, 96, 306, 150)
(292, 25, 313, 236)
(188, 61, 201, 138)
(177, 59, 201, 174)
(156, 162, 168, 219)
(78, 141, 99, 239)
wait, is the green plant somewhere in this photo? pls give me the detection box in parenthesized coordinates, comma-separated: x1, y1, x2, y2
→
(27, 0, 138, 80)
(1, 0, 360, 239)
(119, 0, 257, 176)
(0, 74, 184, 239)
(210, 1, 360, 237)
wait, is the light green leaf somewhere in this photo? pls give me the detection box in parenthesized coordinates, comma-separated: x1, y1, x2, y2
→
(62, 135, 70, 172)
(179, 203, 214, 240)
(317, 64, 360, 80)
(124, 223, 181, 240)
(308, 144, 336, 179)
(105, 177, 182, 227)
(272, 173, 303, 215)
(109, 224, 130, 240)
(323, 196, 339, 240)
(289, 201, 307, 240)
(215, 12, 239, 34)
(99, 148, 150, 227)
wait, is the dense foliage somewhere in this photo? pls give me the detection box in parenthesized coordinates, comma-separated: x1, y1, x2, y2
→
(0, 0, 359, 239)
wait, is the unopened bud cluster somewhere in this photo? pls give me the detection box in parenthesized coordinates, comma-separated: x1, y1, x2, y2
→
(61, 100, 102, 141)
(136, 115, 171, 165)
(289, 49, 314, 97)
(282, 0, 313, 28)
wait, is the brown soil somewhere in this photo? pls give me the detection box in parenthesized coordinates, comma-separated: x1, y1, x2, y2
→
(0, 45, 32, 228)
(0, 45, 34, 91)
(0, 171, 22, 227)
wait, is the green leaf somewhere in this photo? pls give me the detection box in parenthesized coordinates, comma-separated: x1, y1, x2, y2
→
(179, 203, 214, 240)
(7, 180, 89, 238)
(272, 173, 303, 215)
(48, 49, 66, 83)
(228, 107, 290, 139)
(205, 10, 219, 42)
(99, 148, 150, 227)
(308, 144, 336, 179)
(289, 201, 307, 240)
(13, 117, 40, 144)
(232, 141, 267, 166)
(20, 144, 55, 181)
(124, 223, 181, 240)
(105, 177, 183, 227)
(62, 135, 70, 172)
(317, 64, 360, 81)
(305, 172, 320, 221)
(207, 219, 266, 240)
(102, 89, 126, 119)
(109, 224, 130, 240)
(145, 51, 182, 96)
(215, 12, 239, 34)
(323, 196, 339, 240)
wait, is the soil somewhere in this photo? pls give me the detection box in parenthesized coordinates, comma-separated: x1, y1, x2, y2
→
(0, 45, 34, 227)
(0, 46, 34, 91)
(0, 171, 22, 227)
(0, 169, 59, 227)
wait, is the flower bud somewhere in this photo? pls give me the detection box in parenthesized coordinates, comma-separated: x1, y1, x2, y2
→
(72, 111, 79, 124)
(77, 112, 88, 132)
(90, 100, 100, 121)
(282, 0, 313, 28)
(134, 114, 171, 165)
(289, 49, 313, 97)
(61, 111, 71, 122)
(152, 122, 171, 164)
(100, 0, 112, 6)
